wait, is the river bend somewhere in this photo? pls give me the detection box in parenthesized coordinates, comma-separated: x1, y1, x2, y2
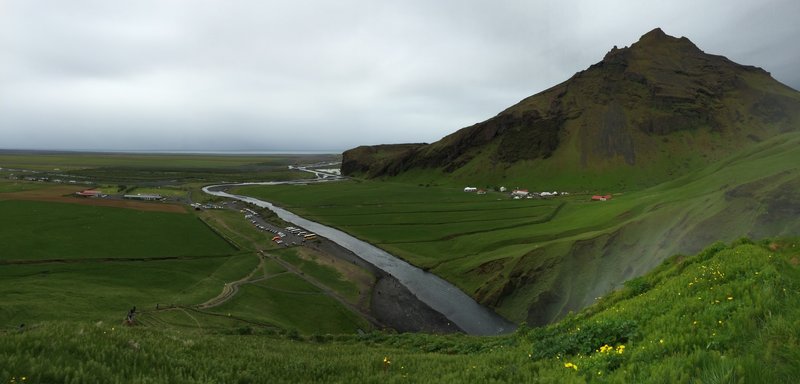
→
(203, 182, 515, 335)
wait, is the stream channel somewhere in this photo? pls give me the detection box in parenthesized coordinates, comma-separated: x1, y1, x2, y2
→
(203, 182, 515, 335)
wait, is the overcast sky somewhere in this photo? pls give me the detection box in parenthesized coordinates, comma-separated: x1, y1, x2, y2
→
(1, 0, 798, 152)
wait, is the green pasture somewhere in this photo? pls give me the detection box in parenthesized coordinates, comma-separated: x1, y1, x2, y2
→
(0, 255, 253, 325)
(0, 180, 52, 193)
(2, 238, 799, 383)
(208, 273, 370, 334)
(0, 196, 375, 335)
(0, 200, 237, 260)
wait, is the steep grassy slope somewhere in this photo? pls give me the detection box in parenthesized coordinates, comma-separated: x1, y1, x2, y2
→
(3, 238, 798, 383)
(343, 29, 800, 191)
(239, 131, 800, 325)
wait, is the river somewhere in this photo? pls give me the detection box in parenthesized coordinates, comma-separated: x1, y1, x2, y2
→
(203, 182, 515, 335)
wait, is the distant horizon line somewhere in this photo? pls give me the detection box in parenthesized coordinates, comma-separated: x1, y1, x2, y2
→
(0, 148, 344, 155)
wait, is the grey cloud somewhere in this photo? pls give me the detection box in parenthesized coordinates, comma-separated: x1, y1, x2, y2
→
(1, 0, 798, 152)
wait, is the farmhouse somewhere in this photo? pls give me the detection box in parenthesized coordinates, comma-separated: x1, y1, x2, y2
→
(477, 189, 487, 195)
(75, 189, 102, 198)
(464, 187, 478, 192)
(591, 195, 613, 201)
(124, 193, 164, 201)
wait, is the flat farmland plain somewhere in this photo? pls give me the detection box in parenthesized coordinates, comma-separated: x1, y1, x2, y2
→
(0, 200, 236, 260)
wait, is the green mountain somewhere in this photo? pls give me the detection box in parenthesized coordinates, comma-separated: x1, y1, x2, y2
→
(334, 29, 800, 326)
(342, 28, 800, 190)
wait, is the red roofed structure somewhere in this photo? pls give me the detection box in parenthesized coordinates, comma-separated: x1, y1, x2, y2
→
(75, 190, 101, 197)
(591, 195, 612, 201)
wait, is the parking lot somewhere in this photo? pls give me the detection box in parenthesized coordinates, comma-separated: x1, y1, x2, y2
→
(240, 207, 315, 247)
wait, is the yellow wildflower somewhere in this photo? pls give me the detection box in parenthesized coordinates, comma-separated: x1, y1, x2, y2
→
(564, 362, 578, 371)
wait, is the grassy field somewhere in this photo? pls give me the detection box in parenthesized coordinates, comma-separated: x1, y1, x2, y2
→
(0, 153, 382, 340)
(2, 238, 798, 383)
(208, 273, 371, 334)
(272, 247, 371, 305)
(0, 255, 252, 325)
(234, 131, 800, 325)
(0, 181, 51, 193)
(0, 190, 374, 335)
(0, 200, 236, 260)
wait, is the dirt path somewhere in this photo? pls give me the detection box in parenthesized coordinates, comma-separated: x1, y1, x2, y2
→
(196, 253, 268, 309)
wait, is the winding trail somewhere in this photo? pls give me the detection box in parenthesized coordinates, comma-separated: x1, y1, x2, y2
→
(196, 253, 268, 309)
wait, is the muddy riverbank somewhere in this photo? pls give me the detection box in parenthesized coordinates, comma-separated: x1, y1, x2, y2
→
(306, 237, 462, 333)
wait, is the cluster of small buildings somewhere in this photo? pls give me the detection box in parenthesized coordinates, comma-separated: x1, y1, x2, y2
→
(464, 185, 612, 201)
(509, 189, 569, 199)
(464, 186, 570, 199)
(16, 176, 79, 183)
(74, 189, 166, 201)
(463, 187, 487, 195)
(123, 193, 164, 201)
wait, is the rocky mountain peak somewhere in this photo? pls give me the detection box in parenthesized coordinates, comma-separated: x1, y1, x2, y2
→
(602, 28, 702, 64)
(342, 29, 800, 185)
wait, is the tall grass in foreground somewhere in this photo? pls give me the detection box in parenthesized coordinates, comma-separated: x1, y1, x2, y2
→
(2, 238, 798, 383)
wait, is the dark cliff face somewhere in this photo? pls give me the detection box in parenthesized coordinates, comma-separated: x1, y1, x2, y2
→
(342, 28, 800, 180)
(341, 144, 425, 178)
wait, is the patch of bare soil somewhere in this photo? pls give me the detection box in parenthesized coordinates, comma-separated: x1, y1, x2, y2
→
(0, 186, 188, 213)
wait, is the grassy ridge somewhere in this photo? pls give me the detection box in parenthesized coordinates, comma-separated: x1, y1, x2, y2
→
(3, 238, 798, 383)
